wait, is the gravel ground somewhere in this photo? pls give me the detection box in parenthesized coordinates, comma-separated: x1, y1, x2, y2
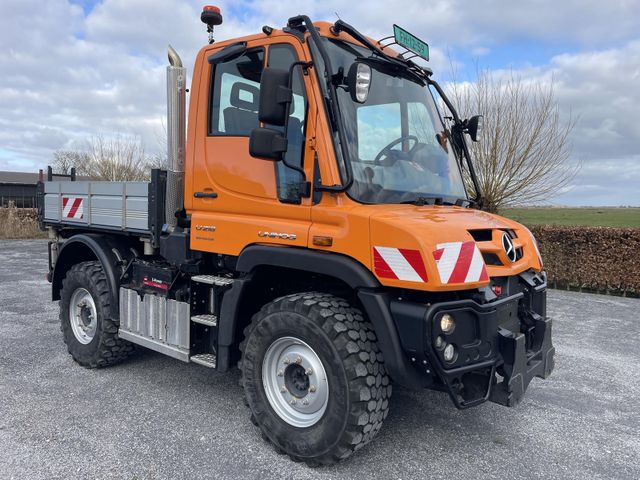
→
(0, 239, 638, 479)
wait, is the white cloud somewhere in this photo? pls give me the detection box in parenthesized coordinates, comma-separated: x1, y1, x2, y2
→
(467, 40, 640, 205)
(0, 0, 639, 205)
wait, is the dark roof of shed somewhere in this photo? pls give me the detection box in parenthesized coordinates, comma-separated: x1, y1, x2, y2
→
(0, 170, 88, 185)
(0, 171, 41, 185)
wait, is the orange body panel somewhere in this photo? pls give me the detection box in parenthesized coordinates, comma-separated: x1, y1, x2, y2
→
(183, 23, 542, 292)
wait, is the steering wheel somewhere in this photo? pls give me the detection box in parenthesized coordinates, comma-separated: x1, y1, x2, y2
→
(373, 135, 420, 166)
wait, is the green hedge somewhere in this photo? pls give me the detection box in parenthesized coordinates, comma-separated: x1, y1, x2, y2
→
(529, 225, 640, 297)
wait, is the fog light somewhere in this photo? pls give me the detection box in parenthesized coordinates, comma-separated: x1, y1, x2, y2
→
(443, 344, 456, 362)
(435, 336, 445, 349)
(440, 313, 455, 334)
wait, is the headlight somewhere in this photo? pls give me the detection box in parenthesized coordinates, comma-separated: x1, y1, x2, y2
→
(440, 313, 455, 334)
(348, 62, 372, 103)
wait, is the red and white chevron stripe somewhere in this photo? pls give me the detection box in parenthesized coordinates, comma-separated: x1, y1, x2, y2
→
(373, 247, 428, 283)
(62, 197, 84, 220)
(433, 241, 488, 284)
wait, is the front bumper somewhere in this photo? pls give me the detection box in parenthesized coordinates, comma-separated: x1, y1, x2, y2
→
(391, 271, 555, 408)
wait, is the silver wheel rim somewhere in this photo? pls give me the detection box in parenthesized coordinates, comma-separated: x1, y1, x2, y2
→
(262, 336, 329, 428)
(69, 288, 97, 345)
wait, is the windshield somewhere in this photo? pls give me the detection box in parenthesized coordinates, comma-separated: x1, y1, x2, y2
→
(323, 39, 467, 204)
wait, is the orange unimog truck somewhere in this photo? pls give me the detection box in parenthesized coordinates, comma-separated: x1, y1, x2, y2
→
(39, 7, 554, 465)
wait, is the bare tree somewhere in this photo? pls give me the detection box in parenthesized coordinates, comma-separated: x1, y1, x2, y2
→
(51, 150, 91, 176)
(148, 122, 169, 171)
(85, 133, 150, 181)
(448, 70, 578, 212)
(52, 134, 160, 181)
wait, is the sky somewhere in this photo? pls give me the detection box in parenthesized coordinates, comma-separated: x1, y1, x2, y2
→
(1, 0, 639, 206)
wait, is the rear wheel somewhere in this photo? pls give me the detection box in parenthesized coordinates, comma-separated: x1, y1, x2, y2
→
(60, 261, 133, 368)
(239, 292, 391, 465)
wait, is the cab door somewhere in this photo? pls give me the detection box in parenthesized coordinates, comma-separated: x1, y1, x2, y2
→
(189, 37, 315, 255)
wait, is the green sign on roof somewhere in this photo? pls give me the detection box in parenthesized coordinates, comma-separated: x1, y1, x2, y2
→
(393, 24, 429, 61)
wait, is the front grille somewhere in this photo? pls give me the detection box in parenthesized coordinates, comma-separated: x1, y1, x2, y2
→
(468, 229, 493, 242)
(483, 252, 503, 266)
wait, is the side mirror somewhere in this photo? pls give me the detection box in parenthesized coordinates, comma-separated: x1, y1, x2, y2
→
(257, 67, 292, 126)
(249, 127, 287, 161)
(347, 62, 372, 103)
(465, 115, 483, 142)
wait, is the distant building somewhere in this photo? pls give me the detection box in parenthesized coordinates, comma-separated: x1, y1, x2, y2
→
(0, 170, 44, 208)
(0, 169, 89, 208)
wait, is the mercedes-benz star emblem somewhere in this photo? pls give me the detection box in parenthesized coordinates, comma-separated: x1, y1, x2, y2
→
(502, 232, 517, 262)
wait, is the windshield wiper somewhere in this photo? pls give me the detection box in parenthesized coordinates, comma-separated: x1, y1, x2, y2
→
(332, 19, 432, 79)
(401, 197, 473, 207)
(400, 196, 444, 206)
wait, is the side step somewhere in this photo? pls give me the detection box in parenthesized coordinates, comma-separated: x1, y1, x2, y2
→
(191, 275, 234, 286)
(191, 353, 217, 368)
(188, 275, 232, 370)
(191, 314, 218, 327)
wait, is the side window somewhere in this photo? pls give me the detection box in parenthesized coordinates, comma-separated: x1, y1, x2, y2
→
(209, 49, 264, 136)
(267, 44, 308, 203)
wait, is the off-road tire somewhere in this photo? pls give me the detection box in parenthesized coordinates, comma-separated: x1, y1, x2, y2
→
(60, 261, 133, 368)
(238, 292, 391, 466)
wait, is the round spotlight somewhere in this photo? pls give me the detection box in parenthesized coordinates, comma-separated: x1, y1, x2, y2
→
(440, 313, 455, 334)
(435, 336, 445, 350)
(443, 344, 456, 362)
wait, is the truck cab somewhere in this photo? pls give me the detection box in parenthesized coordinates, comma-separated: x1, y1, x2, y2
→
(40, 9, 554, 466)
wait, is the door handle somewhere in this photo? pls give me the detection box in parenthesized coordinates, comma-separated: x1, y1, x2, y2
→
(193, 191, 218, 199)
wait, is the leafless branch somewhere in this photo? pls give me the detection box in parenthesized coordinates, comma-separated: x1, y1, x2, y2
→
(448, 70, 579, 212)
(51, 133, 164, 181)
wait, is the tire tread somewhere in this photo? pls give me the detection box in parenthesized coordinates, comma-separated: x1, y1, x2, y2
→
(60, 261, 133, 368)
(238, 292, 391, 466)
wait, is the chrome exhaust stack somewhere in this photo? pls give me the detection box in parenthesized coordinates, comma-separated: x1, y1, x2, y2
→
(165, 45, 186, 231)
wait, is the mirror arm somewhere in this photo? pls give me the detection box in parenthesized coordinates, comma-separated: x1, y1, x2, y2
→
(429, 78, 483, 206)
(279, 61, 313, 185)
(291, 15, 355, 192)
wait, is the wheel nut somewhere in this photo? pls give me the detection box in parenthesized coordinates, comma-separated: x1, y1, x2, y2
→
(283, 357, 290, 365)
(295, 356, 302, 364)
(305, 368, 313, 376)
(290, 399, 296, 405)
(277, 370, 283, 377)
(302, 399, 309, 406)
(309, 385, 316, 393)
(280, 386, 287, 393)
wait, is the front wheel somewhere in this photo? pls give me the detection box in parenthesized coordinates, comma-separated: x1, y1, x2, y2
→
(239, 292, 391, 466)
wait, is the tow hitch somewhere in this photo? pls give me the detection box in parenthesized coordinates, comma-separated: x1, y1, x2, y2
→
(490, 314, 555, 406)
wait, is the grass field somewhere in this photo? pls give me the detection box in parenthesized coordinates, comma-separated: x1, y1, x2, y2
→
(500, 207, 640, 228)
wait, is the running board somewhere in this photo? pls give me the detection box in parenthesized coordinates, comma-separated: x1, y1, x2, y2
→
(118, 329, 190, 362)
